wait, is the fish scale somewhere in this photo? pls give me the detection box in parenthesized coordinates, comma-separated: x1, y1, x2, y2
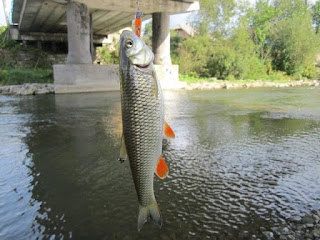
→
(121, 65, 164, 206)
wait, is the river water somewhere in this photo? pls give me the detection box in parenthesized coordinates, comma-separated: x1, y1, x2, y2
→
(0, 87, 320, 240)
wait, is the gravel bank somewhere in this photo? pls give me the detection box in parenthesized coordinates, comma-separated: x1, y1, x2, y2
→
(0, 83, 55, 95)
(254, 210, 320, 240)
(0, 80, 319, 96)
(183, 80, 320, 90)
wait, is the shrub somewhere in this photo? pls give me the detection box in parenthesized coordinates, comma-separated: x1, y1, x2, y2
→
(0, 68, 53, 85)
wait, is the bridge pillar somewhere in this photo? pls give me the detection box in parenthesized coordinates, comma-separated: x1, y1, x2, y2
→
(152, 12, 172, 65)
(66, 1, 92, 64)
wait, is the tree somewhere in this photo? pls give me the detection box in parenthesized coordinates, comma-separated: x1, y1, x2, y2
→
(194, 0, 238, 36)
(312, 1, 320, 33)
(142, 20, 152, 46)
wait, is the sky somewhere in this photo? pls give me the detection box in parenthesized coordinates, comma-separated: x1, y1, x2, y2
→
(0, 0, 8, 26)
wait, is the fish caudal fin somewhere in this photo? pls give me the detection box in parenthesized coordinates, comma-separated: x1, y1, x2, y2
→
(138, 200, 162, 231)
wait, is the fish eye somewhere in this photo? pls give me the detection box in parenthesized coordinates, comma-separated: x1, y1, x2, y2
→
(126, 39, 133, 48)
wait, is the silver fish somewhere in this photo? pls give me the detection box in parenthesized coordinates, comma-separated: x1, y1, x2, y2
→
(118, 30, 174, 230)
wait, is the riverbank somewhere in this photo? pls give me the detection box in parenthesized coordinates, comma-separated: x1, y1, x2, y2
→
(255, 210, 320, 240)
(0, 83, 54, 95)
(182, 79, 320, 90)
(0, 79, 319, 95)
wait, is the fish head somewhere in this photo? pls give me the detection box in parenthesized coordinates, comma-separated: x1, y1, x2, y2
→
(119, 30, 154, 69)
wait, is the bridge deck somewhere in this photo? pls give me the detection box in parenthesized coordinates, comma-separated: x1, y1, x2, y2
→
(11, 0, 199, 37)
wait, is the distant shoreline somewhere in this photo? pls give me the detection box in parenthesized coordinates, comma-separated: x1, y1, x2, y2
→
(179, 79, 320, 90)
(0, 80, 319, 96)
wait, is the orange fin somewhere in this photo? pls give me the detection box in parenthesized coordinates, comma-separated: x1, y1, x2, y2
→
(164, 122, 175, 138)
(156, 156, 169, 179)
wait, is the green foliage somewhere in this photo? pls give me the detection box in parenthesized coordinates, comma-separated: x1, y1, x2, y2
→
(142, 21, 153, 46)
(170, 30, 185, 65)
(0, 68, 53, 85)
(177, 35, 213, 76)
(195, 0, 237, 36)
(0, 26, 21, 50)
(175, 0, 320, 80)
(312, 1, 320, 33)
(270, 3, 320, 77)
(95, 42, 119, 64)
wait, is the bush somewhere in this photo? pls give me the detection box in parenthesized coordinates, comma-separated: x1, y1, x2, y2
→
(270, 10, 320, 77)
(177, 35, 213, 77)
(0, 68, 53, 85)
(95, 43, 119, 65)
(176, 25, 268, 80)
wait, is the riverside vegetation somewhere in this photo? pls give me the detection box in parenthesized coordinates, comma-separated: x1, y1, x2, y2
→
(0, 27, 53, 86)
(173, 0, 320, 82)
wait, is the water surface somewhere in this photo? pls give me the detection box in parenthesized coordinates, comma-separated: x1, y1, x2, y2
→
(0, 87, 320, 239)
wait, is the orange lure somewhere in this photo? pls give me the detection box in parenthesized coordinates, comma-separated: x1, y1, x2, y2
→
(133, 12, 143, 37)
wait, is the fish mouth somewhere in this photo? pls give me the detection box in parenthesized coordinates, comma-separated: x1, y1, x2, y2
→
(135, 63, 150, 69)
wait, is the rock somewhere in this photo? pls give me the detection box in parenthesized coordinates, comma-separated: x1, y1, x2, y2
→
(313, 214, 320, 223)
(0, 86, 9, 94)
(0, 83, 55, 95)
(286, 235, 295, 240)
(271, 227, 280, 234)
(19, 84, 37, 95)
(260, 227, 266, 231)
(312, 229, 320, 238)
(306, 223, 314, 228)
(281, 227, 290, 235)
(296, 225, 304, 231)
(305, 233, 313, 238)
(262, 231, 274, 239)
(302, 216, 315, 224)
(10, 85, 20, 94)
(35, 88, 50, 95)
(291, 216, 301, 222)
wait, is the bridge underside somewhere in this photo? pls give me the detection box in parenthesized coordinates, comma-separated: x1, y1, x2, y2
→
(11, 0, 198, 37)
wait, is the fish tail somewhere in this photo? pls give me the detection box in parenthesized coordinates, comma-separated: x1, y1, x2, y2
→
(137, 200, 162, 231)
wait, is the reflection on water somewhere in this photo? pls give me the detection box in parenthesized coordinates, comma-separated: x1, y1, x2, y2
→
(0, 87, 320, 239)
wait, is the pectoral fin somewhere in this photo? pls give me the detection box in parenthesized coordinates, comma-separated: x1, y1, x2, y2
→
(155, 156, 169, 179)
(118, 134, 127, 163)
(164, 122, 175, 138)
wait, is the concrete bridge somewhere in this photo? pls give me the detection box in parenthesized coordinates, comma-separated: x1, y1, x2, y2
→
(10, 0, 199, 93)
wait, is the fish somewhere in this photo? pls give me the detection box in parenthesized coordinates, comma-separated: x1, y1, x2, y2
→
(118, 30, 175, 231)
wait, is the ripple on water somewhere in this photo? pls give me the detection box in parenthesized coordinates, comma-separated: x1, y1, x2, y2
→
(0, 89, 320, 239)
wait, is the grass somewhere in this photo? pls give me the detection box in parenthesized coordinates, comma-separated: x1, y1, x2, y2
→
(179, 72, 313, 85)
(0, 68, 53, 86)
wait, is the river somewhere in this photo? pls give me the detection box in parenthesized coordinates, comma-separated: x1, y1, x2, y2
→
(0, 87, 319, 239)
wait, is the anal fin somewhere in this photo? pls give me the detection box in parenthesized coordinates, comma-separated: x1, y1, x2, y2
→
(156, 156, 169, 179)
